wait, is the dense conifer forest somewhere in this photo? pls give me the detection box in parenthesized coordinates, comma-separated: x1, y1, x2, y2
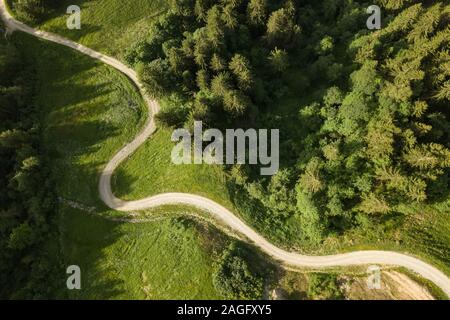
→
(126, 0, 449, 246)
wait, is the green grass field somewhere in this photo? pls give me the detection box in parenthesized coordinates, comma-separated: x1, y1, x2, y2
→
(15, 31, 146, 210)
(111, 125, 235, 209)
(11, 31, 229, 299)
(310, 210, 450, 279)
(59, 208, 225, 299)
(12, 0, 167, 59)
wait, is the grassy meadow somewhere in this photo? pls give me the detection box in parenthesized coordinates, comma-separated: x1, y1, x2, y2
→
(9, 0, 168, 58)
(11, 31, 229, 299)
(15, 31, 146, 210)
(111, 125, 235, 209)
(59, 208, 225, 299)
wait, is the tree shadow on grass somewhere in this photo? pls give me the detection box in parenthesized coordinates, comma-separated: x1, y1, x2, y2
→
(43, 81, 113, 111)
(59, 207, 127, 299)
(11, 27, 147, 299)
(44, 23, 102, 45)
(110, 167, 138, 199)
(48, 117, 140, 299)
(50, 119, 138, 298)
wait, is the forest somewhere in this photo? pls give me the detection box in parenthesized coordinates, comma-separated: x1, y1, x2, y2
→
(0, 28, 59, 298)
(125, 0, 450, 246)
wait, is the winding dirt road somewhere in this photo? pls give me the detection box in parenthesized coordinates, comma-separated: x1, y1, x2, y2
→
(2, 1, 449, 298)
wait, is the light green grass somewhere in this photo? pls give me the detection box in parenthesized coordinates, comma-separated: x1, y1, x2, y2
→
(60, 208, 224, 299)
(15, 0, 168, 59)
(326, 203, 450, 278)
(111, 125, 236, 209)
(15, 31, 146, 209)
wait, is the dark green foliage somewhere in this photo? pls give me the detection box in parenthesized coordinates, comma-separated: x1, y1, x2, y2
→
(212, 242, 265, 299)
(295, 1, 450, 242)
(307, 273, 344, 300)
(137, 59, 173, 98)
(0, 36, 59, 299)
(130, 0, 304, 123)
(11, 0, 58, 24)
(128, 0, 450, 249)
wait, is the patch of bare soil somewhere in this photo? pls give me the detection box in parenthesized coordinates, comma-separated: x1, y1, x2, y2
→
(342, 271, 434, 300)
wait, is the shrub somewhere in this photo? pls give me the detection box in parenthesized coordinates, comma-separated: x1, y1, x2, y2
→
(213, 243, 264, 299)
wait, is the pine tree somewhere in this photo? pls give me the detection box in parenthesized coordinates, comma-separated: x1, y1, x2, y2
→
(222, 4, 238, 29)
(206, 6, 225, 47)
(266, 8, 300, 47)
(405, 177, 427, 202)
(376, 166, 408, 191)
(229, 54, 253, 90)
(358, 193, 390, 214)
(137, 59, 172, 98)
(377, 0, 416, 10)
(407, 3, 443, 43)
(211, 72, 232, 97)
(210, 53, 226, 72)
(196, 69, 210, 90)
(299, 158, 323, 193)
(168, 0, 196, 16)
(194, 0, 211, 21)
(268, 47, 289, 73)
(223, 90, 250, 115)
(167, 47, 188, 74)
(434, 81, 450, 101)
(404, 143, 450, 169)
(193, 34, 211, 69)
(247, 0, 267, 26)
